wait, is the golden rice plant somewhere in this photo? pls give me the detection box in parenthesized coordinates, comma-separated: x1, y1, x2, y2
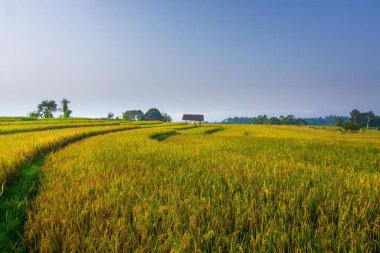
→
(0, 125, 139, 188)
(0, 121, 123, 135)
(23, 125, 379, 252)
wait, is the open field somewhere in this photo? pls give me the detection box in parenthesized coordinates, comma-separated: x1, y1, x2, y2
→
(0, 120, 379, 252)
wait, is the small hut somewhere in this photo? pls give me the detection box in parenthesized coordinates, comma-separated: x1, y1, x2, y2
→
(182, 114, 204, 125)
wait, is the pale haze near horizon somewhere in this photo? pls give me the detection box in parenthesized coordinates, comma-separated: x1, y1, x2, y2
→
(0, 1, 379, 122)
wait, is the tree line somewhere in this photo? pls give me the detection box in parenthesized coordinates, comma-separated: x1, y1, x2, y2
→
(28, 99, 172, 122)
(347, 109, 379, 129)
(304, 115, 350, 126)
(108, 108, 172, 122)
(222, 109, 380, 130)
(222, 115, 308, 125)
(29, 99, 72, 118)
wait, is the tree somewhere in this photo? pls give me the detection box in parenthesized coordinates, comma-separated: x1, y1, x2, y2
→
(263, 115, 268, 124)
(350, 109, 360, 124)
(372, 116, 380, 129)
(268, 117, 281, 125)
(285, 115, 296, 124)
(124, 110, 145, 120)
(122, 111, 131, 120)
(135, 110, 145, 120)
(357, 112, 367, 127)
(221, 117, 255, 124)
(295, 118, 308, 125)
(335, 117, 343, 126)
(144, 108, 163, 121)
(342, 122, 361, 132)
(37, 100, 58, 118)
(279, 115, 296, 125)
(28, 111, 41, 118)
(60, 98, 72, 118)
(107, 112, 114, 120)
(364, 111, 375, 129)
(162, 112, 172, 122)
(255, 115, 267, 124)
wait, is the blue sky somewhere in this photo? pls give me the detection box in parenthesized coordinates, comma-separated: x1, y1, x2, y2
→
(0, 1, 379, 121)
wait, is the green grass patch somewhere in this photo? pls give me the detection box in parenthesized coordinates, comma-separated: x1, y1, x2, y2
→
(150, 131, 180, 141)
(0, 157, 44, 252)
(205, 127, 225, 135)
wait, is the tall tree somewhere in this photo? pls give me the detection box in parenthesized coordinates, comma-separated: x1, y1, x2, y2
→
(350, 109, 360, 124)
(122, 111, 131, 120)
(37, 100, 58, 118)
(61, 98, 72, 118)
(123, 110, 145, 120)
(295, 118, 308, 125)
(161, 112, 172, 122)
(335, 117, 343, 126)
(144, 108, 163, 120)
(134, 110, 145, 120)
(107, 112, 114, 120)
(268, 117, 281, 125)
(364, 111, 375, 129)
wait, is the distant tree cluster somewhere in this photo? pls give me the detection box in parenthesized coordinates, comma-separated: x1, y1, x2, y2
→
(222, 115, 307, 125)
(348, 109, 378, 129)
(29, 99, 72, 118)
(222, 117, 254, 124)
(256, 115, 307, 125)
(108, 108, 172, 122)
(122, 110, 144, 121)
(304, 115, 350, 126)
(221, 109, 380, 131)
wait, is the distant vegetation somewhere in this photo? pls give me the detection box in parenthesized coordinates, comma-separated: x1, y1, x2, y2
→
(25, 99, 173, 122)
(112, 108, 172, 122)
(5, 100, 380, 129)
(29, 99, 72, 119)
(304, 115, 350, 126)
(222, 109, 380, 129)
(222, 115, 308, 125)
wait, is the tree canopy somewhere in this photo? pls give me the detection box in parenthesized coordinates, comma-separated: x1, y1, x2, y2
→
(61, 98, 72, 118)
(107, 112, 114, 120)
(222, 115, 307, 125)
(144, 108, 163, 120)
(122, 110, 144, 121)
(37, 100, 58, 118)
(221, 110, 380, 129)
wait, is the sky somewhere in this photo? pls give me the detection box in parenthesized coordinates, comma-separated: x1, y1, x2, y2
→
(0, 1, 379, 121)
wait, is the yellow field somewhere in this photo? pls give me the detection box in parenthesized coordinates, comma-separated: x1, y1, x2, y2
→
(0, 123, 371, 252)
(0, 121, 124, 135)
(0, 124, 139, 186)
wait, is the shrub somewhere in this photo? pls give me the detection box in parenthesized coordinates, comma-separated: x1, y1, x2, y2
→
(342, 122, 361, 132)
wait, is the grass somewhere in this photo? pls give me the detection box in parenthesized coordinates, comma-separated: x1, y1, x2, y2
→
(0, 157, 44, 252)
(150, 131, 180, 141)
(204, 126, 225, 135)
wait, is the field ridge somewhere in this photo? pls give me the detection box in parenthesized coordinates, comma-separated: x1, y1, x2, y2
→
(0, 122, 122, 135)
